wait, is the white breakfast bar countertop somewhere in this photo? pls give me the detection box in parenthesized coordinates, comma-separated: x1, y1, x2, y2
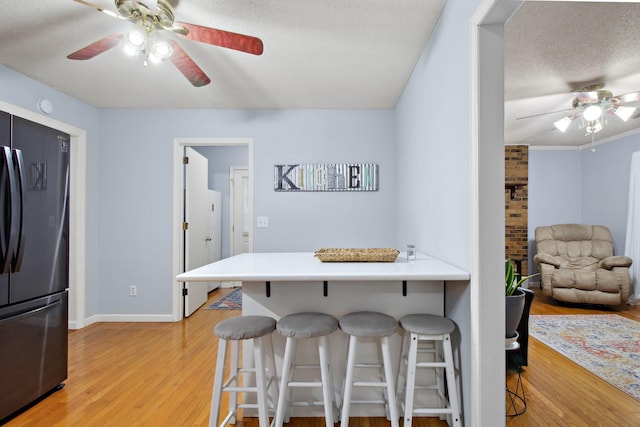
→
(176, 252, 470, 282)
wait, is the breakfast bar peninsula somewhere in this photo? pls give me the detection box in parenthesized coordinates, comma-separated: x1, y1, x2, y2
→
(177, 251, 469, 416)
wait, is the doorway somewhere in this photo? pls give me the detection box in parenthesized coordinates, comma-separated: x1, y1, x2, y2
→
(171, 138, 254, 321)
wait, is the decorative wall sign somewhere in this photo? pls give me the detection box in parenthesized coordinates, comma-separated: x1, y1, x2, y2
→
(274, 163, 378, 192)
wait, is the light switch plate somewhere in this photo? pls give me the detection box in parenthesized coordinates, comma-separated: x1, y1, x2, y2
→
(257, 216, 269, 228)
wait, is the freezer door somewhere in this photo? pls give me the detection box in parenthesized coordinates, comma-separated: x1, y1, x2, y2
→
(0, 111, 10, 306)
(9, 117, 70, 303)
(0, 291, 68, 422)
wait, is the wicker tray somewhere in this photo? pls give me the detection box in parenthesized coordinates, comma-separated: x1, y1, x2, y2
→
(314, 248, 399, 263)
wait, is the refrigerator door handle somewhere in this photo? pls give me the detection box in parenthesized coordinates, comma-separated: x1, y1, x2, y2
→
(0, 299, 62, 325)
(0, 146, 18, 274)
(12, 148, 25, 272)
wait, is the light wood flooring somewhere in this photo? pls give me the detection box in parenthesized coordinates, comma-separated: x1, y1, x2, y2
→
(3, 287, 640, 426)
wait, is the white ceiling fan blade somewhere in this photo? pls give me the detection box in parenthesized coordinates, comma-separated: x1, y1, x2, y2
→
(72, 0, 124, 20)
(614, 91, 640, 105)
(573, 91, 599, 103)
(516, 107, 574, 120)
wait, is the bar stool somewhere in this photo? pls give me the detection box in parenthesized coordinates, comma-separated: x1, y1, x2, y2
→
(396, 314, 461, 427)
(209, 315, 279, 427)
(339, 311, 399, 427)
(274, 312, 339, 427)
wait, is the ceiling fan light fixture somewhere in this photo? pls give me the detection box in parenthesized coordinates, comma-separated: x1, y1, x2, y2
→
(585, 120, 603, 135)
(123, 26, 147, 56)
(614, 105, 636, 122)
(554, 116, 572, 133)
(582, 104, 603, 122)
(148, 37, 173, 63)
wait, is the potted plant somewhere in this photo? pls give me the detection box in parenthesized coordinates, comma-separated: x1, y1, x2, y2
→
(505, 259, 539, 338)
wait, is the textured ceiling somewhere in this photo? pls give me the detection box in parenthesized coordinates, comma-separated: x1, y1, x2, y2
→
(2, 1, 640, 148)
(0, 0, 445, 109)
(505, 2, 640, 147)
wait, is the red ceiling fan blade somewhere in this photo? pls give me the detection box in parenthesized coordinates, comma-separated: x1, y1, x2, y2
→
(175, 22, 263, 55)
(168, 40, 211, 87)
(67, 33, 122, 60)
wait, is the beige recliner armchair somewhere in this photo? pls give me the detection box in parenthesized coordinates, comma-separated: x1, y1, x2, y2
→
(534, 224, 633, 305)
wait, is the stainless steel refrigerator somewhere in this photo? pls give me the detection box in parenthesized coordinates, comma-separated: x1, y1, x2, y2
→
(0, 110, 69, 422)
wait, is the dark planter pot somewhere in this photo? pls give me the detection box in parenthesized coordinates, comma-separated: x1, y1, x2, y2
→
(506, 289, 526, 338)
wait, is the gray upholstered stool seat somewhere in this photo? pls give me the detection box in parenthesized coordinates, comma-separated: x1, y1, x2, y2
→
(396, 313, 461, 427)
(339, 311, 397, 337)
(339, 311, 399, 427)
(277, 312, 338, 338)
(398, 313, 455, 336)
(210, 315, 279, 427)
(215, 315, 277, 340)
(275, 312, 339, 427)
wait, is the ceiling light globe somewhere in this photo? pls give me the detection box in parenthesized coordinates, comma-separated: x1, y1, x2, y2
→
(150, 40, 172, 61)
(614, 106, 636, 122)
(554, 117, 572, 133)
(582, 105, 603, 121)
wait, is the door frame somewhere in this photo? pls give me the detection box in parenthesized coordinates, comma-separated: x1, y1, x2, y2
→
(0, 100, 87, 330)
(171, 137, 253, 322)
(229, 166, 250, 257)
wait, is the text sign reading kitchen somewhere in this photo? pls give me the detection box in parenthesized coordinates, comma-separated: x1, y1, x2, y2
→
(274, 163, 379, 192)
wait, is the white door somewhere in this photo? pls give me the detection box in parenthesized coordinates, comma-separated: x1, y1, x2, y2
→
(183, 147, 210, 317)
(231, 167, 250, 256)
(207, 190, 222, 292)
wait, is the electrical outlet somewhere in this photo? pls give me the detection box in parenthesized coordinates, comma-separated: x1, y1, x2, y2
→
(129, 285, 137, 297)
(257, 216, 269, 228)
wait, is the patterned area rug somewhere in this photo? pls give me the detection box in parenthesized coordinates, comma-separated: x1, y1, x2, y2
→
(530, 314, 640, 401)
(206, 288, 242, 310)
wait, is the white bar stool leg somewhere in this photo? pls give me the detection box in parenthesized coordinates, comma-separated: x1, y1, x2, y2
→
(210, 339, 228, 427)
(229, 340, 239, 423)
(442, 334, 461, 427)
(253, 337, 269, 427)
(274, 336, 296, 427)
(318, 335, 335, 427)
(340, 334, 358, 427)
(381, 335, 400, 427)
(403, 333, 419, 426)
(395, 331, 409, 408)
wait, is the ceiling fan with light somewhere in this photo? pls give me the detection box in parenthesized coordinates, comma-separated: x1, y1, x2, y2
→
(517, 83, 640, 136)
(67, 0, 264, 87)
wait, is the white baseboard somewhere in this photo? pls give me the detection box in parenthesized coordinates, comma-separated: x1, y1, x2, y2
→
(82, 314, 175, 327)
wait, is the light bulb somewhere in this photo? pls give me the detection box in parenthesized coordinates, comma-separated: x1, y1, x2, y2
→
(149, 40, 172, 61)
(123, 26, 147, 56)
(582, 105, 603, 121)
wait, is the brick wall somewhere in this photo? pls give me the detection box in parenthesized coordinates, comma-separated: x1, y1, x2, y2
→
(505, 145, 528, 275)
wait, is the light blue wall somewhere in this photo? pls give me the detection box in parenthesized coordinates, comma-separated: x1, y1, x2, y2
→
(0, 65, 102, 318)
(528, 149, 582, 273)
(528, 135, 640, 272)
(193, 145, 248, 260)
(581, 135, 640, 252)
(395, 0, 479, 424)
(97, 109, 396, 314)
(0, 66, 397, 316)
